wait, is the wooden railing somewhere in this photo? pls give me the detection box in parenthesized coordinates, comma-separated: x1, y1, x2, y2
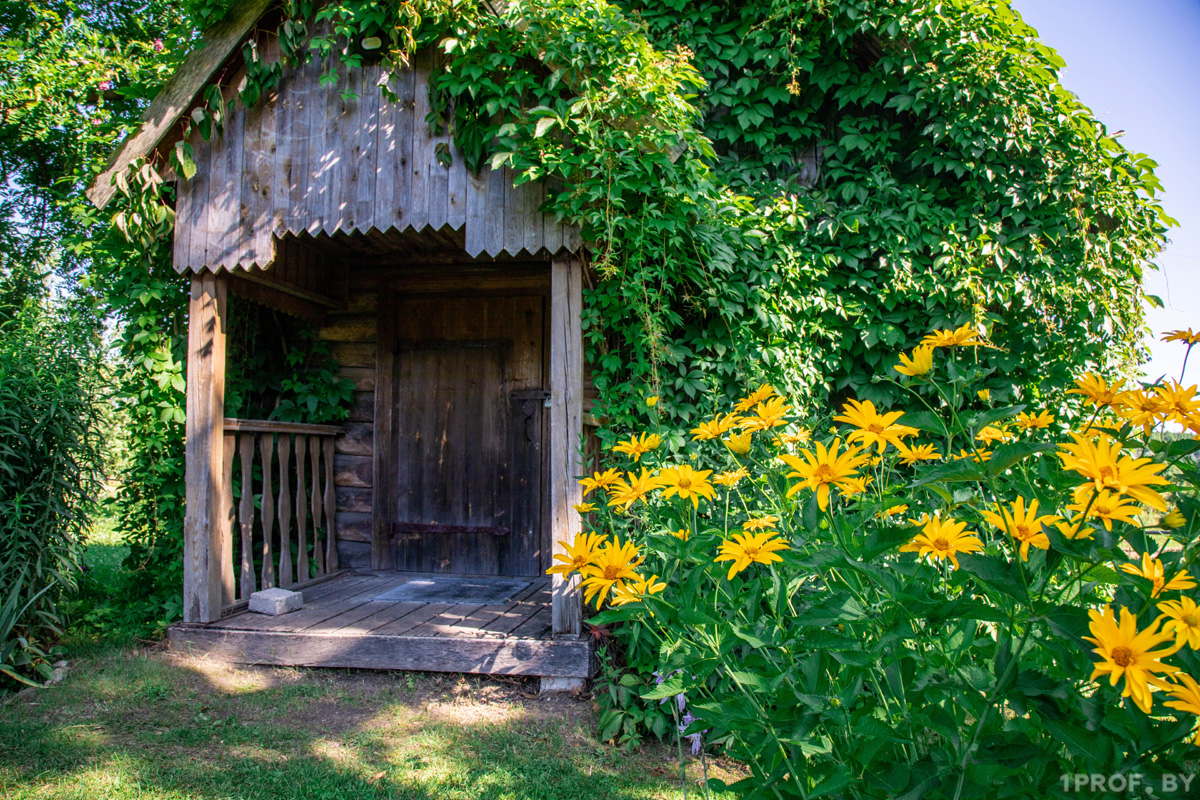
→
(222, 419, 341, 610)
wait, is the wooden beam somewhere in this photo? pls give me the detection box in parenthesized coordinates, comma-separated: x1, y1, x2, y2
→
(223, 418, 342, 436)
(236, 269, 346, 309)
(549, 253, 583, 636)
(227, 274, 327, 323)
(372, 288, 396, 569)
(167, 626, 592, 677)
(87, 0, 275, 209)
(183, 272, 231, 623)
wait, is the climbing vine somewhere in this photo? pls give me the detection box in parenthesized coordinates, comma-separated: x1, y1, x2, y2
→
(163, 0, 1168, 440)
(71, 0, 1169, 623)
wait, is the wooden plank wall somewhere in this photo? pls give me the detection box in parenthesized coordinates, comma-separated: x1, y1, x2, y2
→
(174, 34, 581, 274)
(318, 264, 553, 571)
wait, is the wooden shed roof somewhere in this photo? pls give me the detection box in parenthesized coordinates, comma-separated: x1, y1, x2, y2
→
(89, 2, 581, 270)
(87, 0, 274, 210)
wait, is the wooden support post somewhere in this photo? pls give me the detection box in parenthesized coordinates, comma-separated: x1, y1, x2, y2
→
(549, 253, 583, 637)
(183, 271, 230, 624)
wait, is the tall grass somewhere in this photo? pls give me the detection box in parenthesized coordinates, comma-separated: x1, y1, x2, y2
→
(0, 297, 103, 687)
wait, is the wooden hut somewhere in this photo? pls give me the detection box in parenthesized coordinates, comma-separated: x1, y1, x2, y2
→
(88, 1, 591, 689)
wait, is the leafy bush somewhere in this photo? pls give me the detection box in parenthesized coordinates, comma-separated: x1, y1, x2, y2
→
(0, 296, 102, 688)
(565, 324, 1200, 797)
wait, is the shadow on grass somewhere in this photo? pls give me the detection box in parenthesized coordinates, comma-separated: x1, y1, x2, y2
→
(0, 647, 712, 800)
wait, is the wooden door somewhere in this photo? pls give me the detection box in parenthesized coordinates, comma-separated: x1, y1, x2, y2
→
(390, 295, 545, 576)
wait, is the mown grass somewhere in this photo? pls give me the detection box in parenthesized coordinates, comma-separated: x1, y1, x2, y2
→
(0, 646, 733, 799)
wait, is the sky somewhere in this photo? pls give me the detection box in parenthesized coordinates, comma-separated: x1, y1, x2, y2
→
(1009, 0, 1200, 384)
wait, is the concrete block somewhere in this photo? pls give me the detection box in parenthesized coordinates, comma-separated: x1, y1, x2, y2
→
(539, 676, 586, 695)
(249, 587, 304, 616)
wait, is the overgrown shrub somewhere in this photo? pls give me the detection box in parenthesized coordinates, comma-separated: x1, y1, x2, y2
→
(566, 325, 1200, 797)
(0, 296, 102, 687)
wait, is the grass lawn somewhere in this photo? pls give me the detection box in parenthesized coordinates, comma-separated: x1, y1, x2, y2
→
(0, 646, 735, 799)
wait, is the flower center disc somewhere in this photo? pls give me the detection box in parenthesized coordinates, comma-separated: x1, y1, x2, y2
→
(1110, 645, 1135, 668)
(932, 536, 950, 550)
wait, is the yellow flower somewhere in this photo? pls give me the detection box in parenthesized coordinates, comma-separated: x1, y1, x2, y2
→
(899, 513, 983, 569)
(657, 464, 716, 508)
(977, 389, 991, 402)
(921, 324, 983, 349)
(1159, 597, 1200, 650)
(646, 395, 659, 407)
(839, 475, 872, 498)
(979, 497, 1060, 561)
(895, 345, 935, 377)
(714, 531, 790, 581)
(1153, 673, 1200, 720)
(833, 399, 918, 454)
(733, 384, 777, 413)
(1164, 508, 1186, 530)
(724, 430, 753, 455)
(743, 515, 779, 531)
(1058, 433, 1169, 511)
(612, 432, 663, 462)
(546, 532, 607, 578)
(1164, 329, 1200, 345)
(951, 447, 991, 462)
(691, 413, 742, 441)
(740, 396, 792, 433)
(580, 539, 642, 607)
(1054, 518, 1095, 540)
(610, 572, 666, 606)
(1057, 521, 1096, 540)
(605, 469, 665, 510)
(975, 424, 1013, 445)
(1113, 389, 1170, 434)
(1155, 382, 1200, 426)
(579, 468, 622, 497)
(897, 442, 942, 465)
(713, 467, 749, 487)
(777, 427, 812, 445)
(1120, 553, 1196, 598)
(879, 503, 909, 519)
(667, 528, 690, 541)
(573, 502, 597, 515)
(1015, 410, 1055, 431)
(1066, 487, 1142, 531)
(779, 438, 870, 511)
(1068, 372, 1126, 408)
(1084, 605, 1180, 714)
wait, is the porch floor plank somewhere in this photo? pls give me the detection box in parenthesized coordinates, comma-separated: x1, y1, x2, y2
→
(171, 572, 587, 677)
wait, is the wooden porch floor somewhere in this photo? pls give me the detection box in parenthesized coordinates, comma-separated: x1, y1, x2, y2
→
(167, 572, 591, 678)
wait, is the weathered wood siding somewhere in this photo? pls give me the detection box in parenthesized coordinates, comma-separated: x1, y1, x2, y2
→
(320, 264, 552, 571)
(174, 40, 580, 273)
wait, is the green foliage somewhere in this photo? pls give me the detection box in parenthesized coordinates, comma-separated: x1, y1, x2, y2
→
(580, 344, 1200, 797)
(195, 0, 1168, 439)
(0, 291, 103, 690)
(4, 0, 1169, 658)
(225, 299, 355, 425)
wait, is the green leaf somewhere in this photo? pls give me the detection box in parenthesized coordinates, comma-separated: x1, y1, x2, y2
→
(956, 553, 1028, 602)
(800, 595, 867, 627)
(533, 116, 557, 138)
(987, 442, 1054, 476)
(969, 404, 1026, 432)
(910, 458, 987, 487)
(901, 410, 948, 437)
(641, 672, 687, 701)
(1043, 718, 1108, 762)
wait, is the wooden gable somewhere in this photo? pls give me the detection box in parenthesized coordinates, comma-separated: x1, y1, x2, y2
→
(87, 3, 580, 271)
(174, 44, 579, 272)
